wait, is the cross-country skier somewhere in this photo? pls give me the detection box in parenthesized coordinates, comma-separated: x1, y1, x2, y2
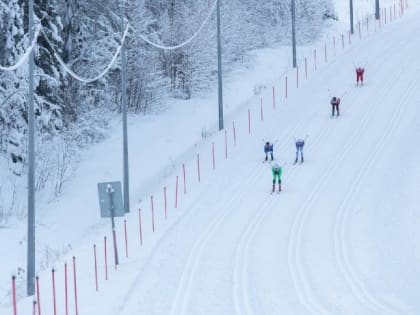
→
(355, 67, 365, 86)
(330, 96, 341, 117)
(271, 161, 282, 192)
(294, 137, 306, 163)
(264, 141, 274, 161)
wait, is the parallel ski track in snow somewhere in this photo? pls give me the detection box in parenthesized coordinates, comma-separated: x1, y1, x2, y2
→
(232, 189, 278, 315)
(169, 111, 306, 314)
(116, 171, 226, 315)
(168, 160, 268, 315)
(333, 62, 420, 315)
(169, 74, 326, 315)
(118, 13, 417, 315)
(231, 114, 319, 315)
(286, 114, 345, 313)
(117, 72, 317, 315)
(286, 17, 416, 315)
(286, 92, 373, 314)
(231, 26, 381, 314)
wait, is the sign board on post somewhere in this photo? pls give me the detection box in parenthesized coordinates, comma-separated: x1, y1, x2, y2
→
(97, 181, 125, 218)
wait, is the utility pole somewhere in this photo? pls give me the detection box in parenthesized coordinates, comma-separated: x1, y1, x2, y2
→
(350, 0, 354, 34)
(120, 0, 130, 213)
(291, 0, 297, 68)
(216, 0, 224, 130)
(27, 0, 36, 296)
(375, 0, 380, 19)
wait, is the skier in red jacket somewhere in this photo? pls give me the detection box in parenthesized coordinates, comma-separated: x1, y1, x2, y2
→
(355, 67, 365, 86)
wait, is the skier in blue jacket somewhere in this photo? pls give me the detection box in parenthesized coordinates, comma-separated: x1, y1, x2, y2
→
(294, 137, 306, 163)
(264, 141, 274, 161)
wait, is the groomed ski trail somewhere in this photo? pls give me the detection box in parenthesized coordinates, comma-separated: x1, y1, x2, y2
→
(333, 52, 420, 315)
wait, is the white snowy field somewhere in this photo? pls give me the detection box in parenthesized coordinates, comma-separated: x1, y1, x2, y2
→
(1, 0, 420, 314)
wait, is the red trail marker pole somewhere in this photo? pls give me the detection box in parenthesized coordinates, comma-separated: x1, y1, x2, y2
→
(72, 257, 79, 315)
(151, 195, 155, 232)
(93, 245, 98, 291)
(232, 121, 237, 146)
(124, 220, 128, 258)
(36, 276, 41, 315)
(64, 263, 68, 315)
(196, 154, 201, 183)
(51, 269, 57, 315)
(285, 76, 288, 99)
(272, 86, 276, 108)
(175, 176, 179, 208)
(164, 186, 168, 219)
(324, 42, 327, 63)
(182, 164, 187, 194)
(104, 237, 108, 280)
(12, 276, 17, 315)
(138, 209, 143, 245)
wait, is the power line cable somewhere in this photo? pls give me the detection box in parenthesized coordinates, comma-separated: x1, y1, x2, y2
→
(132, 0, 217, 50)
(1, 0, 216, 75)
(0, 24, 41, 72)
(40, 23, 130, 83)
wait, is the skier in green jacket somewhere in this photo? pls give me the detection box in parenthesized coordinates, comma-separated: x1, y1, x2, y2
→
(271, 161, 283, 193)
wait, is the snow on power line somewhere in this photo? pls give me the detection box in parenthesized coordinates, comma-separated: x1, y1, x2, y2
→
(1, 0, 216, 76)
(41, 24, 131, 83)
(132, 0, 217, 50)
(0, 24, 41, 72)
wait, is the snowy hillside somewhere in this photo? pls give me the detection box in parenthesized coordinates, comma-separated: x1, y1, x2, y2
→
(1, 0, 420, 314)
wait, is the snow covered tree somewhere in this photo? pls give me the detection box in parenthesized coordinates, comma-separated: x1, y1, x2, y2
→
(125, 0, 167, 112)
(0, 0, 27, 175)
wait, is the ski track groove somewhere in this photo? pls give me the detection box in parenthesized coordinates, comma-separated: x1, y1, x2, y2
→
(117, 13, 415, 315)
(232, 85, 346, 315)
(118, 85, 317, 315)
(333, 67, 420, 315)
(234, 38, 368, 314)
(281, 88, 360, 315)
(172, 78, 326, 315)
(285, 17, 416, 314)
(168, 159, 270, 315)
(286, 48, 400, 314)
(116, 172, 224, 314)
(172, 96, 315, 315)
(232, 193, 278, 315)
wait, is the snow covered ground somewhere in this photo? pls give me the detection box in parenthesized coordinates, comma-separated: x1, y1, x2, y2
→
(1, 0, 420, 314)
